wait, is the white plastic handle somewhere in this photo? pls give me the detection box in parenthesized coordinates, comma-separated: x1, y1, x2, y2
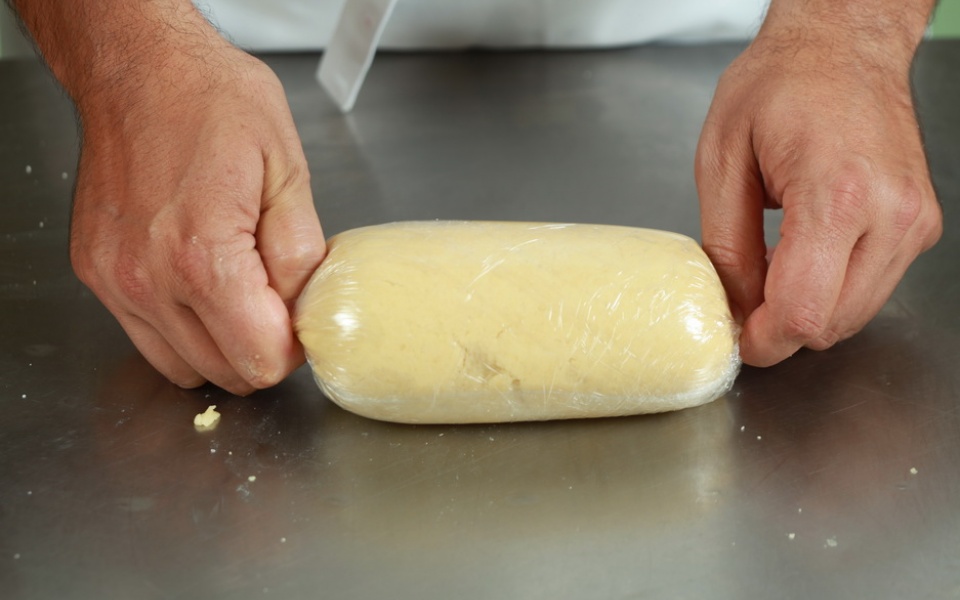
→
(317, 0, 400, 112)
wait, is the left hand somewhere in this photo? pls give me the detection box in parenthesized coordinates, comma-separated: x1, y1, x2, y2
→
(695, 26, 942, 367)
(69, 40, 325, 394)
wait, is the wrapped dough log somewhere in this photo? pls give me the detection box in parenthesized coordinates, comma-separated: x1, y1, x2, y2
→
(294, 221, 740, 424)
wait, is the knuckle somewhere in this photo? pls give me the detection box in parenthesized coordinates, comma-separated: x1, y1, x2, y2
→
(779, 304, 829, 343)
(889, 179, 924, 237)
(879, 175, 942, 253)
(69, 229, 113, 290)
(278, 157, 311, 194)
(702, 242, 764, 277)
(264, 154, 312, 202)
(806, 329, 841, 351)
(170, 245, 214, 296)
(824, 173, 871, 226)
(807, 318, 870, 352)
(287, 157, 311, 187)
(112, 253, 156, 305)
(273, 238, 327, 278)
(917, 201, 944, 252)
(69, 240, 96, 287)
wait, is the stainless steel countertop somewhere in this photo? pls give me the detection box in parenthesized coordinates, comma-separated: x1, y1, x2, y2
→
(2, 43, 959, 599)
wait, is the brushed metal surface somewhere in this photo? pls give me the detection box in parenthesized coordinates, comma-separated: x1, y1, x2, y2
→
(2, 43, 959, 599)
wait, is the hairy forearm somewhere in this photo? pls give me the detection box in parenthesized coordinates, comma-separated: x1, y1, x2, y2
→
(7, 0, 225, 109)
(759, 0, 937, 68)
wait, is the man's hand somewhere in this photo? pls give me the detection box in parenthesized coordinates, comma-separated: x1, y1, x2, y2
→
(695, 1, 942, 367)
(13, 1, 326, 393)
(72, 48, 325, 394)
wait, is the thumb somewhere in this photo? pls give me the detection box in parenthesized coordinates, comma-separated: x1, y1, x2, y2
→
(258, 155, 327, 305)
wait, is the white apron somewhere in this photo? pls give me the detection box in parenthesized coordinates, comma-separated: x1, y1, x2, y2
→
(198, 0, 769, 50)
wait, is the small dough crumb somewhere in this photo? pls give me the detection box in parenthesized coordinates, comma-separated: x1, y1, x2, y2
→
(825, 537, 838, 548)
(248, 475, 257, 482)
(909, 467, 918, 475)
(194, 405, 221, 431)
(788, 533, 796, 540)
(25, 165, 32, 174)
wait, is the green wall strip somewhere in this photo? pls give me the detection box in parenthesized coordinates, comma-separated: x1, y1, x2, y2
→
(933, 0, 960, 37)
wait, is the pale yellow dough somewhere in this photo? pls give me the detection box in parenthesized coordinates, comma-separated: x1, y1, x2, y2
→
(295, 221, 740, 424)
(193, 405, 221, 431)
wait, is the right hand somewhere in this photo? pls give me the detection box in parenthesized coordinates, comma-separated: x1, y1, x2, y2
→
(695, 21, 941, 367)
(70, 38, 326, 395)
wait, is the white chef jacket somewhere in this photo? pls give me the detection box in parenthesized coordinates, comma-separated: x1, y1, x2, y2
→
(198, 0, 769, 51)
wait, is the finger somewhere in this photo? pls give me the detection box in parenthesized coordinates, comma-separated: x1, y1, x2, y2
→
(186, 249, 303, 390)
(804, 234, 903, 351)
(113, 311, 207, 389)
(259, 139, 327, 306)
(806, 206, 936, 349)
(739, 190, 866, 366)
(806, 176, 942, 349)
(96, 236, 261, 394)
(144, 302, 257, 395)
(695, 122, 768, 324)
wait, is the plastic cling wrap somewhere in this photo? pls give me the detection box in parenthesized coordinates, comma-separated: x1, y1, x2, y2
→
(294, 221, 741, 424)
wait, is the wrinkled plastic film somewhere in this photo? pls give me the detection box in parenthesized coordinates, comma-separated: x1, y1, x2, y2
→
(294, 221, 741, 424)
